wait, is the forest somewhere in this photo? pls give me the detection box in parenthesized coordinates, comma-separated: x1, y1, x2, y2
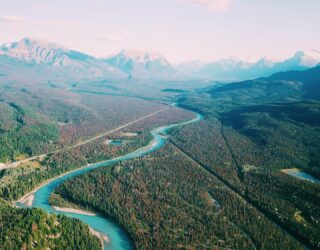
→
(0, 105, 193, 200)
(168, 70, 320, 248)
(0, 85, 193, 249)
(51, 144, 304, 250)
(0, 199, 101, 249)
(0, 100, 59, 162)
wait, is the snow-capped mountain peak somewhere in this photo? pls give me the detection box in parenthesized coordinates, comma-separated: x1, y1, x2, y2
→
(223, 56, 241, 63)
(103, 48, 179, 80)
(292, 50, 320, 67)
(178, 50, 320, 81)
(0, 37, 93, 66)
(113, 48, 171, 66)
(256, 57, 277, 68)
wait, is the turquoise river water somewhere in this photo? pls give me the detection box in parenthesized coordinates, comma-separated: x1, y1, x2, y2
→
(17, 107, 204, 250)
(286, 170, 320, 183)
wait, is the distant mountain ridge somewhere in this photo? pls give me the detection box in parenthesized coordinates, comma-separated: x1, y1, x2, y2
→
(0, 37, 319, 82)
(177, 50, 320, 81)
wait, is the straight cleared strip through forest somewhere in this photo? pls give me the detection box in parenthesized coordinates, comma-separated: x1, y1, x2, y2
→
(71, 106, 170, 148)
(168, 140, 311, 250)
(1, 105, 170, 171)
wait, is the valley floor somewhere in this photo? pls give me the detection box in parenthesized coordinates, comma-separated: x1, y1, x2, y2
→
(1, 75, 320, 249)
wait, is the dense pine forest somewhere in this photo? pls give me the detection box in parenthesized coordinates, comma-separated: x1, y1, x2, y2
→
(51, 144, 304, 250)
(0, 199, 101, 249)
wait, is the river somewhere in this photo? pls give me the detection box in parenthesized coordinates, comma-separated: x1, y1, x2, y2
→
(17, 107, 204, 250)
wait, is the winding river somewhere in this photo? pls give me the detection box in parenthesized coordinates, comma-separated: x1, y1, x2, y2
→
(17, 107, 204, 250)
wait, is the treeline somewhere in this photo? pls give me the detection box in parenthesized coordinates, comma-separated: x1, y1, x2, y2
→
(51, 144, 303, 250)
(0, 199, 100, 250)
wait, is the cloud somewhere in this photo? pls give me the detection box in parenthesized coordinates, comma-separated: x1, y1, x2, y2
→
(97, 32, 137, 43)
(0, 15, 28, 23)
(177, 0, 234, 12)
(34, 21, 73, 29)
(98, 33, 124, 42)
(0, 15, 72, 29)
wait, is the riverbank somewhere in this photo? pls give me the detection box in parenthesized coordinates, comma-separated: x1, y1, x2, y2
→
(19, 194, 34, 207)
(89, 226, 111, 250)
(53, 206, 96, 216)
(16, 163, 93, 206)
(281, 168, 301, 174)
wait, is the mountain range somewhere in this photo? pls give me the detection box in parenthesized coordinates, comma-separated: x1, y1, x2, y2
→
(177, 50, 320, 81)
(0, 37, 319, 83)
